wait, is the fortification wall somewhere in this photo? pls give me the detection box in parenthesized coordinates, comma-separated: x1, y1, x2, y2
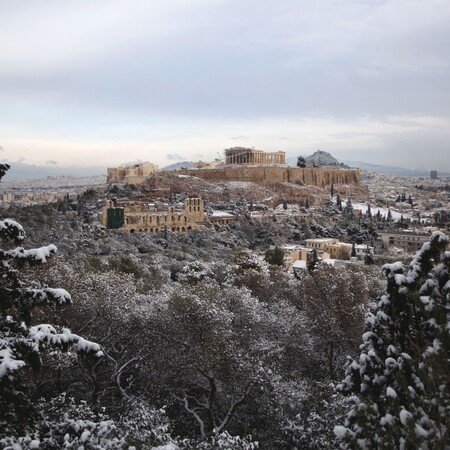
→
(170, 166, 360, 187)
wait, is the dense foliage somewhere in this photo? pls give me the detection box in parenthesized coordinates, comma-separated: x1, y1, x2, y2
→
(7, 172, 447, 448)
(335, 232, 449, 449)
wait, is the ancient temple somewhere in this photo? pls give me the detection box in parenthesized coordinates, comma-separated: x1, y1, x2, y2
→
(224, 147, 286, 165)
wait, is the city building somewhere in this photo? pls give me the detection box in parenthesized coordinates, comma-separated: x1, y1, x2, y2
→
(378, 230, 431, 253)
(430, 170, 438, 180)
(305, 238, 352, 260)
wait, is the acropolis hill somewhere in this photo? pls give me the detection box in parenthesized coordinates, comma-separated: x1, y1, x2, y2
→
(169, 165, 360, 188)
(165, 148, 361, 188)
(106, 148, 361, 189)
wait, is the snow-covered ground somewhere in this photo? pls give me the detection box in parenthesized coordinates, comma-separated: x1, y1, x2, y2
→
(352, 202, 411, 221)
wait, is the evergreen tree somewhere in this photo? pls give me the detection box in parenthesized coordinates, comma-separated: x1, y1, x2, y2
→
(351, 243, 356, 258)
(335, 232, 450, 449)
(387, 209, 392, 221)
(297, 156, 306, 168)
(344, 198, 354, 218)
(307, 249, 320, 272)
(0, 165, 101, 436)
(264, 246, 285, 267)
(0, 163, 10, 179)
(367, 203, 372, 219)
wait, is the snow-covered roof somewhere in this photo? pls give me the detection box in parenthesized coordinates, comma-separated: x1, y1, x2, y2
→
(210, 211, 234, 217)
(292, 260, 307, 269)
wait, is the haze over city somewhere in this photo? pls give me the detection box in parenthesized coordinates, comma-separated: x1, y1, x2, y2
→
(1, 0, 450, 174)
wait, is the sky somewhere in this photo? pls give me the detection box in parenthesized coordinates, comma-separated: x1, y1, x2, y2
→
(1, 0, 449, 174)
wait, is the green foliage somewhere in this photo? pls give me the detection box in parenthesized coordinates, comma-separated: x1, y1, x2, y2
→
(0, 166, 101, 437)
(307, 248, 319, 272)
(296, 156, 306, 168)
(1, 395, 177, 449)
(264, 246, 285, 267)
(335, 232, 450, 449)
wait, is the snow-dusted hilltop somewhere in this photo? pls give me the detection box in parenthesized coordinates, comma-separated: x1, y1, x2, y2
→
(305, 150, 342, 167)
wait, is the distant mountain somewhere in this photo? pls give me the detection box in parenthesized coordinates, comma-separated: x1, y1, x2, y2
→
(1, 161, 106, 181)
(161, 161, 197, 171)
(305, 150, 341, 167)
(342, 160, 450, 177)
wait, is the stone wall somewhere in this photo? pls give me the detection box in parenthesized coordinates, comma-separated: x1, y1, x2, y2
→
(168, 166, 360, 188)
(107, 162, 158, 184)
(100, 198, 206, 234)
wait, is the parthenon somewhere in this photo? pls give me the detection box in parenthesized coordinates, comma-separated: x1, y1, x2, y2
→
(225, 147, 286, 165)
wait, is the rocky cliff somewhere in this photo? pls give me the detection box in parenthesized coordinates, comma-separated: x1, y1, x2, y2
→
(167, 166, 360, 188)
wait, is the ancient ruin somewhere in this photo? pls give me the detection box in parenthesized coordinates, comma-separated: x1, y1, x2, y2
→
(225, 147, 286, 165)
(107, 162, 158, 184)
(168, 165, 360, 188)
(99, 198, 207, 233)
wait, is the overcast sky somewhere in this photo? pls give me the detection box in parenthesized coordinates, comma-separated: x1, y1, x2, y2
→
(1, 0, 449, 172)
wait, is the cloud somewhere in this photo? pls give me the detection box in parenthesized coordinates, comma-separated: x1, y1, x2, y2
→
(46, 159, 57, 165)
(18, 156, 26, 162)
(166, 153, 184, 161)
(0, 1, 449, 171)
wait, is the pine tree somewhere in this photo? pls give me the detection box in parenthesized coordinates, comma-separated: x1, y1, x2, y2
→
(265, 246, 285, 267)
(297, 156, 306, 168)
(334, 232, 450, 449)
(344, 198, 354, 218)
(307, 249, 320, 272)
(0, 165, 101, 435)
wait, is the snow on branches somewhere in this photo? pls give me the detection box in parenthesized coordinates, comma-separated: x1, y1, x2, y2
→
(335, 232, 449, 449)
(0, 207, 102, 432)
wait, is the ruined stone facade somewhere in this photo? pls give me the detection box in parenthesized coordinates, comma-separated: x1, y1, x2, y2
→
(168, 166, 360, 188)
(225, 147, 286, 165)
(107, 162, 158, 184)
(99, 198, 206, 233)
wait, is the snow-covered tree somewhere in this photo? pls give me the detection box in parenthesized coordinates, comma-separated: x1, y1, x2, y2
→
(335, 231, 449, 448)
(0, 394, 178, 449)
(0, 165, 101, 435)
(298, 265, 371, 379)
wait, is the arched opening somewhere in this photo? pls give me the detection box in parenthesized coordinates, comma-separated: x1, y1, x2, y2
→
(130, 229, 135, 233)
